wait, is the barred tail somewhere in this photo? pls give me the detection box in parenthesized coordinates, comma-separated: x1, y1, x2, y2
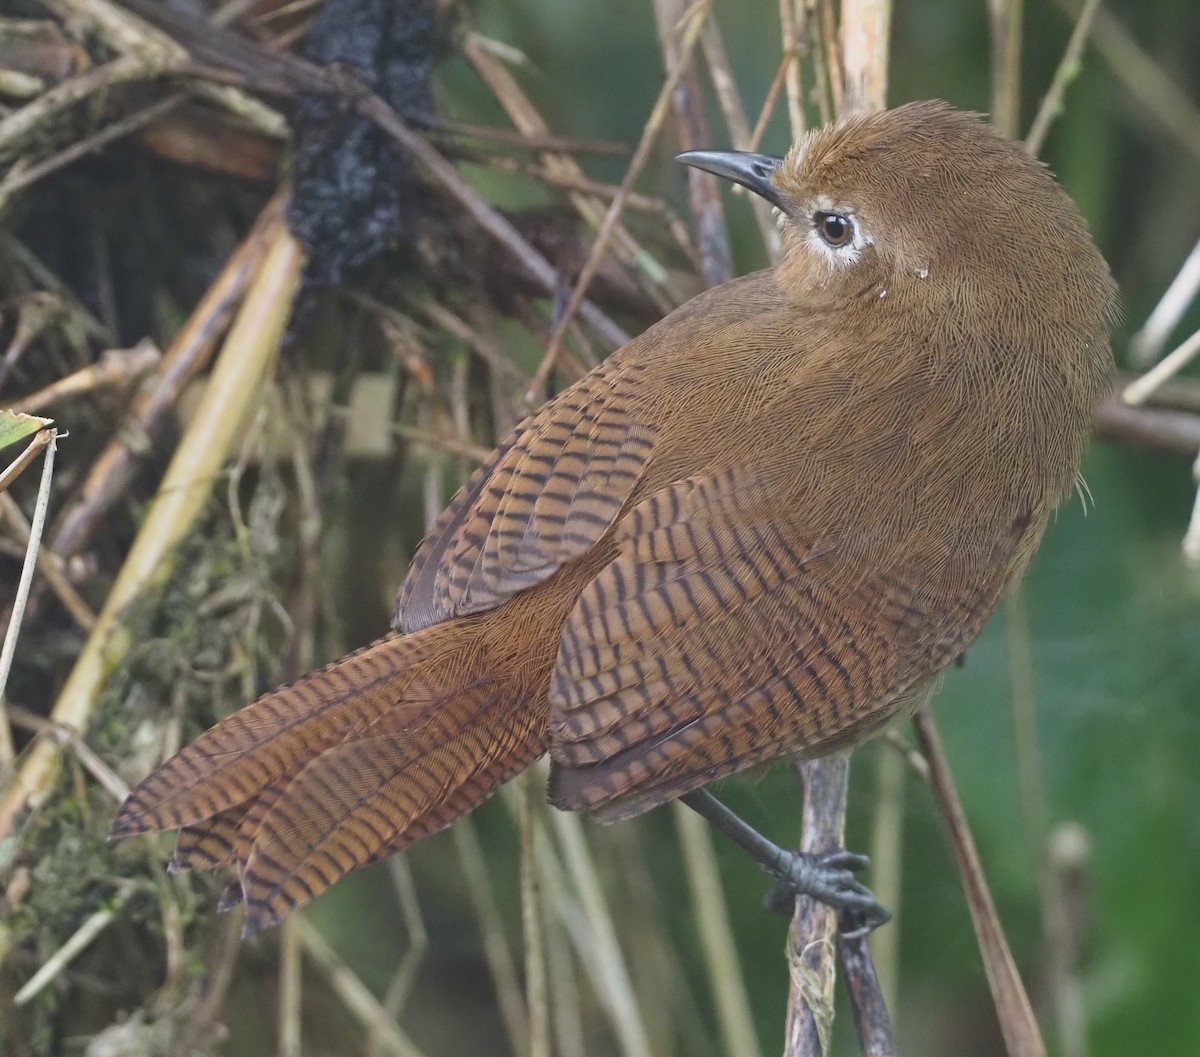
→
(112, 620, 548, 934)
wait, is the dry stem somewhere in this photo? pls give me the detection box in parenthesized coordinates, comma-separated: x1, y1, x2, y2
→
(523, 0, 710, 405)
(913, 709, 1047, 1057)
(0, 227, 301, 839)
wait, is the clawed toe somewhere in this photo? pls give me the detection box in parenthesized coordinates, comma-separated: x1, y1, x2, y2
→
(761, 846, 890, 934)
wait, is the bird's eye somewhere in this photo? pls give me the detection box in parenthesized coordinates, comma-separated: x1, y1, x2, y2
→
(814, 211, 853, 248)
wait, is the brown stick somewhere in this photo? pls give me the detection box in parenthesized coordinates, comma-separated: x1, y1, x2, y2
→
(1094, 396, 1200, 457)
(912, 708, 1047, 1057)
(838, 927, 897, 1057)
(654, 0, 732, 288)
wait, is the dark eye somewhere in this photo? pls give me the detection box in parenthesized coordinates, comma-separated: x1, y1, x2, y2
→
(814, 211, 853, 248)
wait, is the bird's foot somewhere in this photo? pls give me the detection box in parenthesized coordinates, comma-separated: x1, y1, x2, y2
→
(677, 790, 890, 937)
(763, 848, 891, 938)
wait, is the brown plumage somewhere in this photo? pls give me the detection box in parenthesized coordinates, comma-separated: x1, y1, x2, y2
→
(112, 101, 1117, 935)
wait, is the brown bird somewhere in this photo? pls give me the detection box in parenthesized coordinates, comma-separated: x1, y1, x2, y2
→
(112, 101, 1117, 936)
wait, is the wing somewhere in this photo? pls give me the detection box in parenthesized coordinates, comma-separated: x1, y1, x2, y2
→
(546, 470, 1012, 821)
(396, 354, 657, 633)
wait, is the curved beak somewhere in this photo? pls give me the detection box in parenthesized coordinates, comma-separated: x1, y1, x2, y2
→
(676, 150, 786, 209)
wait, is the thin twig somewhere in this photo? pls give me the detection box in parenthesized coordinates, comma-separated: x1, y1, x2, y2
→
(750, 48, 799, 153)
(294, 918, 429, 1057)
(0, 94, 184, 203)
(0, 426, 53, 497)
(180, 911, 244, 1053)
(400, 296, 525, 383)
(464, 34, 675, 312)
(109, 0, 634, 350)
(1095, 399, 1200, 455)
(655, 0, 732, 288)
(1121, 328, 1200, 406)
(13, 883, 133, 1004)
(0, 491, 96, 631)
(1130, 237, 1200, 368)
(40, 0, 187, 58)
(524, 0, 710, 405)
(392, 423, 492, 463)
(6, 341, 161, 415)
(0, 234, 112, 345)
(0, 430, 56, 768)
(4, 704, 128, 803)
(838, 926, 897, 1056)
(913, 708, 1047, 1057)
(700, 15, 782, 258)
(352, 93, 631, 354)
(437, 117, 628, 156)
(867, 744, 905, 1014)
(1024, 0, 1100, 156)
(475, 153, 673, 215)
(819, 0, 845, 119)
(368, 858, 428, 1054)
(0, 52, 174, 156)
(1066, 0, 1200, 167)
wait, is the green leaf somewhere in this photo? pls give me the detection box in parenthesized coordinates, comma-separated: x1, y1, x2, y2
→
(0, 409, 52, 453)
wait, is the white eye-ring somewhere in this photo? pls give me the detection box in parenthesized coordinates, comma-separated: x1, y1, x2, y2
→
(803, 201, 872, 267)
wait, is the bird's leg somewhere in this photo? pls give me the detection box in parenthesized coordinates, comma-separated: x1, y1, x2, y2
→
(679, 789, 891, 936)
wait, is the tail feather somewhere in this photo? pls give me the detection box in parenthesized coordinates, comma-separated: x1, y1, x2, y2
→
(171, 804, 249, 872)
(112, 617, 550, 933)
(111, 630, 448, 838)
(239, 681, 547, 933)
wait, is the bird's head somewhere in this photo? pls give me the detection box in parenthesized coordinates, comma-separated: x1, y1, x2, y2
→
(679, 100, 1116, 346)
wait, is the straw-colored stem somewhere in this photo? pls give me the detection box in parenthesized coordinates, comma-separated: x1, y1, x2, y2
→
(0, 228, 301, 838)
(0, 431, 55, 768)
(520, 771, 551, 1057)
(550, 810, 654, 1057)
(673, 802, 762, 1057)
(14, 883, 133, 1004)
(453, 819, 531, 1056)
(295, 919, 428, 1057)
(277, 918, 303, 1057)
(988, 0, 1023, 138)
